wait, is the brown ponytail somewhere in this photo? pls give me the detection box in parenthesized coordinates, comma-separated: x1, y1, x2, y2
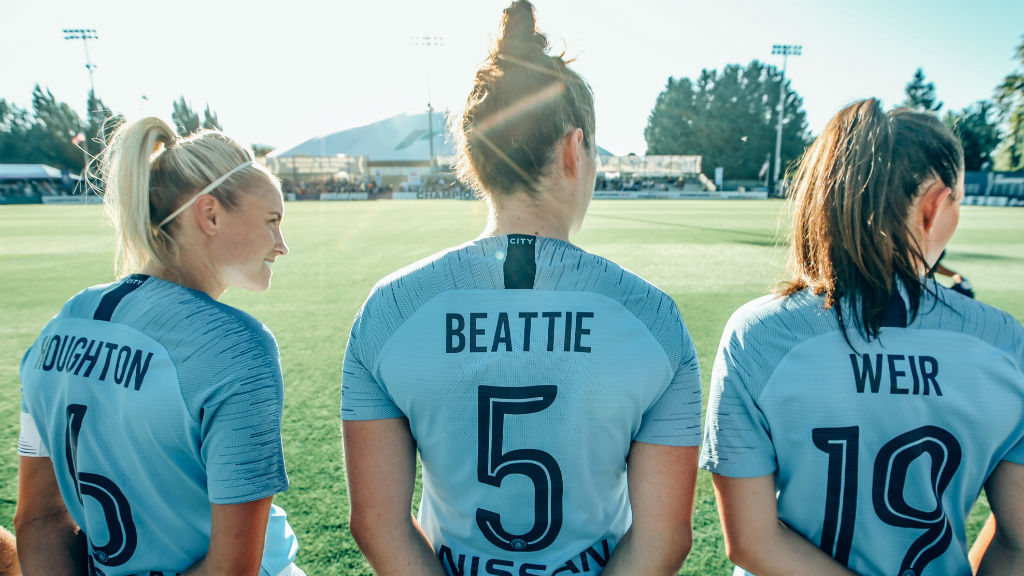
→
(454, 0, 595, 198)
(780, 98, 964, 340)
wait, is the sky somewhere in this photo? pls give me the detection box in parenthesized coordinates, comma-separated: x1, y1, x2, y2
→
(2, 0, 1023, 156)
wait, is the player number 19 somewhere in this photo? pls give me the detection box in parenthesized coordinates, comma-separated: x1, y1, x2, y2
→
(813, 425, 962, 575)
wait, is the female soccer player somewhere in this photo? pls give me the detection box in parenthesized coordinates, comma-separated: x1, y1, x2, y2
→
(16, 117, 302, 576)
(341, 2, 702, 574)
(700, 99, 1024, 575)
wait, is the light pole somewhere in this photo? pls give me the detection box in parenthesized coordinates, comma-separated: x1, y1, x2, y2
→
(771, 44, 800, 196)
(64, 28, 99, 98)
(411, 35, 444, 180)
(64, 28, 99, 184)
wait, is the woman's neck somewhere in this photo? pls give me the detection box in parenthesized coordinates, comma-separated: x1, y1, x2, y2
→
(141, 260, 223, 300)
(480, 190, 576, 241)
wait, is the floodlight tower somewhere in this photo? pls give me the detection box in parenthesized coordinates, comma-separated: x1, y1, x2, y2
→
(64, 28, 99, 98)
(411, 35, 444, 179)
(771, 44, 801, 196)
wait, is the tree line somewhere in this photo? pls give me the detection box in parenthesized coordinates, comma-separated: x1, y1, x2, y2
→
(0, 90, 221, 172)
(645, 35, 1024, 180)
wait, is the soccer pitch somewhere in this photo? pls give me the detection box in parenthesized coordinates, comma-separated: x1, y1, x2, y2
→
(2, 199, 1022, 574)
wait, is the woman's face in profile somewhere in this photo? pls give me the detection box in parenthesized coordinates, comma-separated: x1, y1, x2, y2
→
(210, 182, 289, 293)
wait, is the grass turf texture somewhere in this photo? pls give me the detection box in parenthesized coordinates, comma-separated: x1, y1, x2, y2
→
(1, 199, 1022, 575)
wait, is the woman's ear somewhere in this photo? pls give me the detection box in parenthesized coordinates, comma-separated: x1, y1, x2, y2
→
(562, 128, 585, 177)
(190, 195, 222, 236)
(918, 180, 951, 235)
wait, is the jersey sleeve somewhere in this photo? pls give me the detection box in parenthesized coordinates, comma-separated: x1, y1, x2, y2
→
(18, 408, 49, 458)
(196, 325, 289, 504)
(700, 314, 778, 478)
(634, 328, 703, 447)
(341, 301, 404, 421)
(18, 339, 49, 458)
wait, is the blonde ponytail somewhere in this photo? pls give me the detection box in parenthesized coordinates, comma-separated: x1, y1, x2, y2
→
(102, 117, 178, 278)
(100, 117, 276, 279)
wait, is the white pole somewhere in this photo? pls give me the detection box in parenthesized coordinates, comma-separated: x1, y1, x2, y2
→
(770, 44, 800, 196)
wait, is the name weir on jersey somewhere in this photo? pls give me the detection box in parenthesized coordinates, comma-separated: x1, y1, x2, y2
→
(33, 333, 154, 391)
(439, 538, 611, 575)
(849, 353, 942, 396)
(446, 312, 595, 354)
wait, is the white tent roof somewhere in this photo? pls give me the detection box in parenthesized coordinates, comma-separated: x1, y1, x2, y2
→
(0, 164, 74, 181)
(267, 110, 614, 161)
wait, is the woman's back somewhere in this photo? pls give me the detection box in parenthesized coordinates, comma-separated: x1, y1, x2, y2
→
(19, 274, 288, 574)
(343, 234, 702, 573)
(703, 284, 1024, 575)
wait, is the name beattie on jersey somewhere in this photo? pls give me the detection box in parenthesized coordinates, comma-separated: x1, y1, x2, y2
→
(446, 311, 595, 353)
(32, 332, 155, 391)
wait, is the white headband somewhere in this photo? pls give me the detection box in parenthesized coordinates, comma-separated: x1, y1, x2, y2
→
(157, 161, 255, 228)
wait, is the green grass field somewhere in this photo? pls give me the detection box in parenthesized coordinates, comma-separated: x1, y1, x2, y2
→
(2, 199, 1022, 575)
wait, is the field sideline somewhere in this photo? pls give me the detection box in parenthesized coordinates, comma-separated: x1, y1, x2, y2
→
(2, 199, 1022, 575)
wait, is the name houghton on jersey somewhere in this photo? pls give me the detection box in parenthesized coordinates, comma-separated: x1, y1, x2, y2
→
(446, 311, 595, 353)
(32, 333, 155, 391)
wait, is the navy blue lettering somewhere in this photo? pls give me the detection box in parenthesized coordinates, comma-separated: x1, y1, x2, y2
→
(55, 335, 72, 372)
(574, 312, 593, 353)
(40, 335, 61, 370)
(98, 343, 118, 380)
(75, 340, 103, 377)
(920, 356, 941, 396)
(888, 355, 909, 394)
(552, 559, 581, 575)
(563, 311, 573, 352)
(447, 313, 466, 353)
(542, 312, 561, 351)
(485, 559, 514, 576)
(438, 545, 468, 576)
(470, 313, 488, 353)
(519, 564, 545, 576)
(850, 354, 883, 393)
(66, 337, 88, 374)
(113, 347, 131, 385)
(519, 312, 537, 352)
(126, 350, 154, 391)
(584, 539, 611, 567)
(579, 539, 611, 571)
(908, 355, 920, 394)
(492, 313, 512, 352)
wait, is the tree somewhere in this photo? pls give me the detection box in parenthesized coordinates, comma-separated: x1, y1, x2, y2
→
(172, 96, 201, 135)
(86, 90, 125, 162)
(943, 101, 1000, 171)
(29, 85, 86, 171)
(902, 68, 943, 113)
(994, 35, 1024, 171)
(645, 60, 811, 181)
(0, 99, 34, 164)
(201, 104, 222, 131)
(0, 87, 127, 173)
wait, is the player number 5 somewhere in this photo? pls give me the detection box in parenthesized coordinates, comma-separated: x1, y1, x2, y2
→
(477, 385, 564, 552)
(65, 404, 138, 567)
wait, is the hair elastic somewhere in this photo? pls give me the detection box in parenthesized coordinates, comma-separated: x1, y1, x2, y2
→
(157, 161, 255, 228)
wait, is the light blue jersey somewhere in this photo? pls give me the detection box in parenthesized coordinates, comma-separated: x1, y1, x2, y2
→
(19, 275, 297, 576)
(343, 235, 702, 576)
(700, 284, 1024, 576)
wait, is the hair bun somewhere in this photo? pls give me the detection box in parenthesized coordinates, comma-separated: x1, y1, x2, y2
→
(496, 0, 548, 59)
